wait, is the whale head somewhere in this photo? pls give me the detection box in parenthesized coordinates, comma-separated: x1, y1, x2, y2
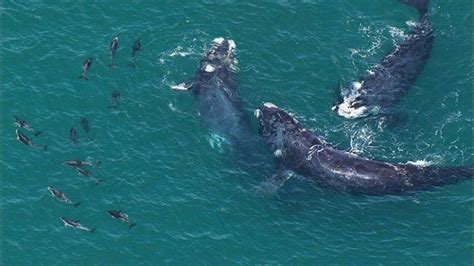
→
(255, 103, 302, 155)
(199, 38, 238, 75)
(193, 38, 238, 92)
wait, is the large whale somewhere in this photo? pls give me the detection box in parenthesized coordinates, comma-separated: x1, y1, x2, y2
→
(174, 38, 261, 154)
(333, 0, 434, 119)
(256, 103, 472, 195)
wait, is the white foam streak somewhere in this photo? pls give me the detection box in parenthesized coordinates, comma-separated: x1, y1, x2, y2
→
(406, 160, 433, 167)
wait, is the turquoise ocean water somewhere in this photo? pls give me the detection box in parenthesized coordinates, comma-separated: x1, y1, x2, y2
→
(1, 0, 472, 264)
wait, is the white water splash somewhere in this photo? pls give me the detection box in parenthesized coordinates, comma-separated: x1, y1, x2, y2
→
(336, 99, 368, 119)
(169, 45, 195, 57)
(388, 26, 407, 40)
(406, 160, 433, 167)
(406, 20, 418, 28)
(349, 125, 376, 154)
(335, 81, 368, 119)
(168, 103, 177, 112)
(170, 83, 190, 91)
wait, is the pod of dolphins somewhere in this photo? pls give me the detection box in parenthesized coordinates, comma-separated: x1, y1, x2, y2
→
(14, 35, 139, 233)
(13, 0, 472, 233)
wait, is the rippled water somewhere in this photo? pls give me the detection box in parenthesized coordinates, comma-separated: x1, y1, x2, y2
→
(1, 1, 472, 264)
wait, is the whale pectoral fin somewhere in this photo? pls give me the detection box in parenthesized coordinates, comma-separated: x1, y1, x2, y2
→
(258, 170, 294, 194)
(171, 80, 195, 91)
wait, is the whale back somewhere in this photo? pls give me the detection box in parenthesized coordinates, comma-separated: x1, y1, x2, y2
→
(335, 0, 434, 119)
(257, 103, 472, 195)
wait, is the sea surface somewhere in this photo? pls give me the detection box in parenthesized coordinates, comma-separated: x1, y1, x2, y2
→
(1, 0, 472, 264)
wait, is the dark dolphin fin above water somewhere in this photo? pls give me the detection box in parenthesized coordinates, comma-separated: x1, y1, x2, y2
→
(109, 36, 119, 67)
(132, 38, 141, 58)
(333, 0, 434, 120)
(79, 58, 92, 80)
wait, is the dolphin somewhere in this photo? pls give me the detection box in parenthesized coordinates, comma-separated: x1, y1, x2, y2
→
(109, 36, 119, 67)
(69, 127, 78, 144)
(256, 103, 473, 195)
(79, 58, 92, 80)
(333, 0, 434, 119)
(107, 90, 121, 109)
(13, 115, 43, 136)
(75, 167, 104, 185)
(132, 38, 141, 58)
(48, 186, 80, 207)
(107, 210, 136, 229)
(16, 129, 34, 147)
(63, 160, 94, 168)
(16, 129, 47, 151)
(80, 116, 91, 137)
(76, 167, 92, 177)
(60, 217, 96, 233)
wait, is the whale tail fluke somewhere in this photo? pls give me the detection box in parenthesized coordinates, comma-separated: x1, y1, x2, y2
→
(78, 75, 88, 80)
(34, 131, 42, 137)
(128, 223, 137, 229)
(90, 227, 97, 233)
(399, 0, 429, 15)
(73, 202, 81, 208)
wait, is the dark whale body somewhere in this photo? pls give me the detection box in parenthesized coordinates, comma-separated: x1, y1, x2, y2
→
(175, 38, 256, 150)
(334, 0, 434, 119)
(174, 38, 272, 171)
(256, 103, 472, 195)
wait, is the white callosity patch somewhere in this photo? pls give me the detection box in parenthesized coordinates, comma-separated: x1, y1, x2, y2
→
(226, 39, 238, 72)
(263, 102, 278, 109)
(213, 37, 225, 45)
(274, 149, 283, 157)
(210, 37, 238, 72)
(227, 39, 236, 50)
(204, 64, 216, 73)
